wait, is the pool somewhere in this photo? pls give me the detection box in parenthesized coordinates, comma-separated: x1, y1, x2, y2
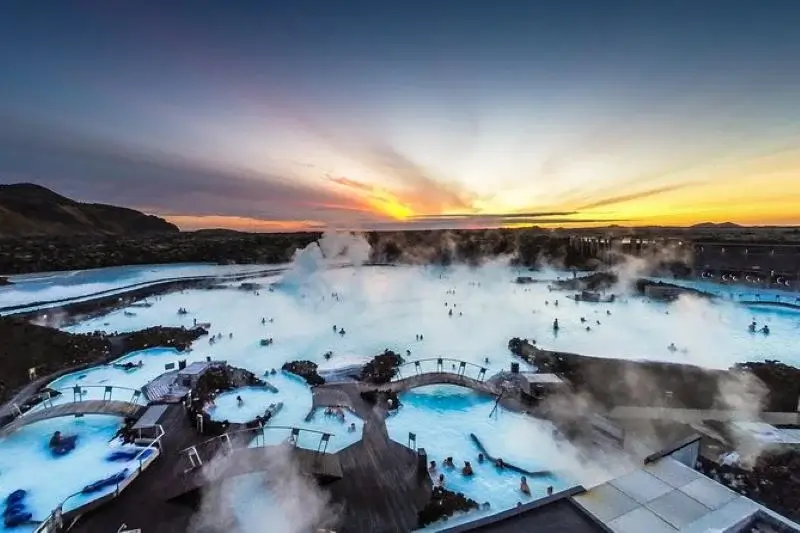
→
(0, 415, 153, 532)
(386, 385, 576, 530)
(209, 377, 363, 453)
(0, 263, 280, 311)
(7, 261, 800, 528)
(29, 348, 201, 410)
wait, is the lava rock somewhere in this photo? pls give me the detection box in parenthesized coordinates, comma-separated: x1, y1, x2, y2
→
(417, 487, 479, 528)
(360, 349, 405, 384)
(282, 360, 325, 386)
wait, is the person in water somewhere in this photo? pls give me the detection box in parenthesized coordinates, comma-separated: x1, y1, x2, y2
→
(236, 395, 244, 407)
(443, 457, 455, 468)
(429, 460, 437, 472)
(495, 458, 505, 469)
(668, 343, 678, 352)
(49, 431, 62, 448)
(477, 453, 485, 463)
(462, 461, 474, 476)
(436, 473, 446, 488)
(520, 476, 531, 495)
(347, 422, 356, 433)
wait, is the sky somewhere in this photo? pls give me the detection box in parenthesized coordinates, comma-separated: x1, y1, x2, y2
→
(1, 0, 799, 231)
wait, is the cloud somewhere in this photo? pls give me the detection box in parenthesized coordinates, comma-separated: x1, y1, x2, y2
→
(292, 113, 479, 216)
(576, 182, 703, 211)
(0, 116, 383, 225)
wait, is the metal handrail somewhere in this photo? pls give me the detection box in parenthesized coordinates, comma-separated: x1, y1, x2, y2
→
(22, 385, 146, 416)
(33, 423, 166, 533)
(181, 424, 335, 457)
(392, 358, 488, 382)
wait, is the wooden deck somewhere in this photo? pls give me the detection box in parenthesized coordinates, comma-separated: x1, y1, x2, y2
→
(68, 387, 434, 533)
(168, 446, 344, 501)
(0, 400, 145, 436)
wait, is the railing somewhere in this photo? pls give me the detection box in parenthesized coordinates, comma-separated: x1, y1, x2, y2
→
(34, 424, 165, 533)
(181, 425, 335, 469)
(392, 358, 488, 383)
(21, 385, 147, 416)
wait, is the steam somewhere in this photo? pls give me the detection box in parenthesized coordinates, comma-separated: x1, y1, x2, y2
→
(280, 231, 372, 289)
(189, 444, 339, 533)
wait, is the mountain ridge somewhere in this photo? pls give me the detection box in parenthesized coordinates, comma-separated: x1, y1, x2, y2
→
(0, 183, 179, 236)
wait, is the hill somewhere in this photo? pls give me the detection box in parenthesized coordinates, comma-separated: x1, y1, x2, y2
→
(690, 222, 742, 229)
(0, 183, 179, 236)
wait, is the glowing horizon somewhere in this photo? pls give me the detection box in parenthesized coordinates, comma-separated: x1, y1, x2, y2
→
(1, 2, 799, 231)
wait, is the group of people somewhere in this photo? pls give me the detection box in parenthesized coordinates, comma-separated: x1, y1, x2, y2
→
(428, 453, 551, 498)
(748, 320, 771, 335)
(321, 406, 357, 432)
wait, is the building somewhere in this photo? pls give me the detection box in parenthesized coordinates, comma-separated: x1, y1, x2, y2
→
(447, 435, 800, 533)
(518, 372, 567, 402)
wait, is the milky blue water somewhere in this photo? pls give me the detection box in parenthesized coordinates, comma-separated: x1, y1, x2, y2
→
(4, 263, 800, 530)
(386, 385, 575, 531)
(0, 263, 283, 311)
(0, 415, 151, 532)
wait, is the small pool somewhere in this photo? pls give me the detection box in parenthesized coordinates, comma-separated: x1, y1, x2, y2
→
(0, 415, 153, 532)
(33, 348, 200, 409)
(208, 375, 362, 453)
(387, 385, 575, 531)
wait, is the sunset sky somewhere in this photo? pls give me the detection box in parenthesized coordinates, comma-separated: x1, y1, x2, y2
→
(1, 1, 799, 231)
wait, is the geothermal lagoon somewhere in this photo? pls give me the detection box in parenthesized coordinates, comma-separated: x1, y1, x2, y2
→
(1, 246, 799, 531)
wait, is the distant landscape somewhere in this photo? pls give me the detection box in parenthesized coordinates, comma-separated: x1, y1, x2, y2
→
(0, 182, 798, 276)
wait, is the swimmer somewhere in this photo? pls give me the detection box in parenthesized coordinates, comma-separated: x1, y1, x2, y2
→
(237, 395, 244, 407)
(462, 461, 474, 476)
(520, 476, 531, 495)
(429, 460, 437, 472)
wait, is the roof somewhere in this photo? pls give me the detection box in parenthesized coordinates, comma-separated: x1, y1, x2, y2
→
(573, 456, 800, 532)
(519, 373, 564, 385)
(176, 361, 212, 377)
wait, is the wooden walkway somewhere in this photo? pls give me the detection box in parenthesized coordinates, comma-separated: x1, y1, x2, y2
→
(0, 400, 145, 436)
(68, 389, 434, 533)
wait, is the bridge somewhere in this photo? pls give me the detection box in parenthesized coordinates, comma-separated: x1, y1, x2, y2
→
(169, 425, 342, 500)
(370, 358, 500, 395)
(0, 385, 147, 436)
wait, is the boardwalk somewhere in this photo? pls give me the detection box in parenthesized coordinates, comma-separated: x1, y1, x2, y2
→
(70, 393, 433, 533)
(0, 400, 146, 436)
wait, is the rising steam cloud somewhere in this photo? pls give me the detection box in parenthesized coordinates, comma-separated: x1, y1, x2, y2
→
(188, 444, 339, 533)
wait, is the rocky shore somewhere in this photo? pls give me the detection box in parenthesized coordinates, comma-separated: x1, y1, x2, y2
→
(0, 317, 206, 405)
(0, 276, 10, 286)
(417, 488, 479, 528)
(507, 338, 800, 412)
(282, 360, 325, 386)
(187, 364, 266, 436)
(548, 272, 618, 291)
(360, 349, 405, 384)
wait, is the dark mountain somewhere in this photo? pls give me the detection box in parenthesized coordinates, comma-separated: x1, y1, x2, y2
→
(690, 222, 742, 229)
(0, 183, 179, 236)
